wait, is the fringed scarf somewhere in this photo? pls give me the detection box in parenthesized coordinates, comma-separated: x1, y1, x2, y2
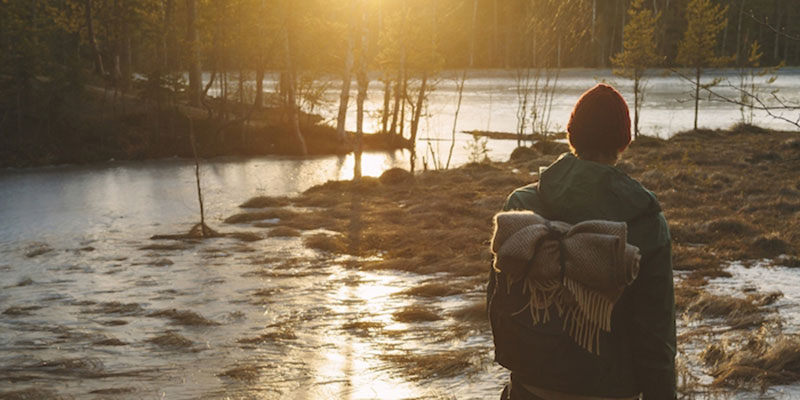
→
(490, 211, 641, 355)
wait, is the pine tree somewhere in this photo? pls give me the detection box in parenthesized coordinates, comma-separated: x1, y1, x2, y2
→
(611, 0, 663, 138)
(677, 0, 730, 131)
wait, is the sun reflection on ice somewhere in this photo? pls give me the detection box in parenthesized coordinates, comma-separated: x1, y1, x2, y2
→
(337, 151, 407, 181)
(296, 269, 426, 399)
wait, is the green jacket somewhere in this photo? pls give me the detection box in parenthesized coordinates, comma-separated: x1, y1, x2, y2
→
(488, 153, 676, 399)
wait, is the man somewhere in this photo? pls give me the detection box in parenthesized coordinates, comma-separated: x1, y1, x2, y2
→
(488, 84, 676, 399)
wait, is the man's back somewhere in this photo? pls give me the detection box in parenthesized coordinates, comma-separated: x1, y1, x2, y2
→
(488, 153, 676, 398)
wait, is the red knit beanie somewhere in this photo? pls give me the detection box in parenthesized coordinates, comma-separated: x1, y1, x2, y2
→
(567, 84, 631, 157)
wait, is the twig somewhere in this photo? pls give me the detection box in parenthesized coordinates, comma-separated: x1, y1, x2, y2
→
(446, 69, 467, 170)
(747, 10, 800, 42)
(188, 118, 208, 237)
(670, 68, 800, 129)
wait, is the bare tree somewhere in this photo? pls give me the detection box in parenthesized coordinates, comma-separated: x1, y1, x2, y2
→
(85, 0, 105, 76)
(354, 0, 369, 180)
(446, 69, 467, 170)
(186, 0, 202, 107)
(282, 0, 307, 155)
(336, 7, 355, 143)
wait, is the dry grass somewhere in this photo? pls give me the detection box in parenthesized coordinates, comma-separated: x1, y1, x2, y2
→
(342, 321, 384, 337)
(2, 305, 42, 316)
(220, 127, 799, 391)
(680, 291, 777, 330)
(224, 209, 298, 224)
(380, 348, 486, 380)
(217, 365, 264, 381)
(251, 287, 283, 298)
(147, 309, 219, 326)
(223, 162, 526, 278)
(303, 233, 347, 254)
(225, 231, 263, 242)
(239, 196, 292, 208)
(93, 338, 127, 346)
(146, 332, 194, 348)
(236, 327, 297, 344)
(139, 242, 191, 251)
(397, 282, 474, 298)
(450, 301, 488, 323)
(0, 389, 63, 400)
(84, 302, 144, 316)
(267, 226, 301, 237)
(88, 388, 135, 395)
(704, 329, 800, 389)
(151, 222, 221, 240)
(672, 245, 721, 272)
(393, 305, 443, 322)
(24, 243, 53, 258)
(623, 129, 799, 262)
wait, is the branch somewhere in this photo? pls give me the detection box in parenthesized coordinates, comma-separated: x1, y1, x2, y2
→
(670, 68, 800, 129)
(748, 10, 800, 42)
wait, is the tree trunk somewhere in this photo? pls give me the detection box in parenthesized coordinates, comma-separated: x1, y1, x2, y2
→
(336, 30, 354, 143)
(589, 0, 597, 62)
(238, 69, 244, 107)
(121, 16, 132, 89)
(389, 76, 400, 134)
(381, 79, 391, 133)
(255, 67, 264, 108)
(354, 4, 369, 181)
(736, 0, 745, 64)
(188, 118, 210, 237)
(446, 69, 467, 169)
(165, 0, 177, 70)
(186, 0, 202, 107)
(110, 0, 120, 79)
(694, 67, 700, 131)
(633, 71, 640, 138)
(773, 0, 781, 62)
(492, 0, 498, 66)
(85, 0, 105, 76)
(409, 74, 427, 174)
(282, 3, 307, 156)
(399, 50, 407, 138)
(469, 0, 478, 67)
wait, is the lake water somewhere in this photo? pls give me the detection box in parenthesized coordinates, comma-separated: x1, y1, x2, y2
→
(235, 67, 800, 163)
(2, 68, 799, 399)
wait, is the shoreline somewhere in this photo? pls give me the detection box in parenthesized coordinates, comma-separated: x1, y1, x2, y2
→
(221, 126, 799, 394)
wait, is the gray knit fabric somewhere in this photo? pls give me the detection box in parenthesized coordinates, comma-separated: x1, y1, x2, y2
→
(490, 210, 641, 354)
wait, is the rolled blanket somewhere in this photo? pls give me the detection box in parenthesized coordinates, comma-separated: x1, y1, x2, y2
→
(490, 211, 641, 355)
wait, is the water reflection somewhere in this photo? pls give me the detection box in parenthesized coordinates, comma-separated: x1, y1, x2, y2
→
(0, 151, 410, 245)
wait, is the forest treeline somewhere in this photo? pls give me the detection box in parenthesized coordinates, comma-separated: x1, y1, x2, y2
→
(0, 0, 794, 167)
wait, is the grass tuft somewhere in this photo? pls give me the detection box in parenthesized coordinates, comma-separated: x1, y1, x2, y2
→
(239, 196, 291, 208)
(393, 305, 443, 322)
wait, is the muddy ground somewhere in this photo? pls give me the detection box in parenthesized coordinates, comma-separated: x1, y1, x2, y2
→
(221, 126, 800, 396)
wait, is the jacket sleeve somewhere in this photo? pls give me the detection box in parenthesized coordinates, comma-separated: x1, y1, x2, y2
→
(629, 214, 677, 400)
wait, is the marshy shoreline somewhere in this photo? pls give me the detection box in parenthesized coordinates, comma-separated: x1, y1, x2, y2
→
(1, 126, 798, 400)
(223, 125, 800, 395)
